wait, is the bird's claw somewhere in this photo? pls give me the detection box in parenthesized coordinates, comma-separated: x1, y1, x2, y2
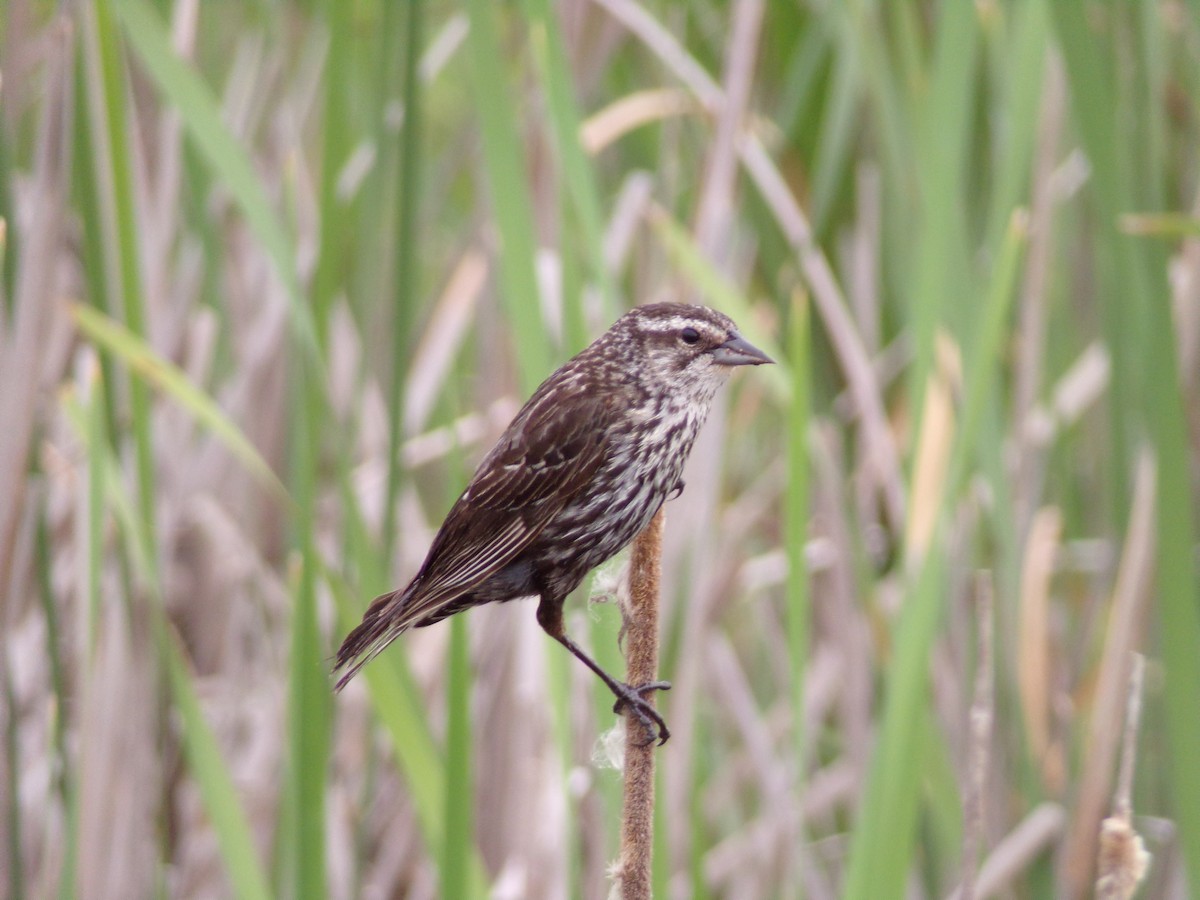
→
(612, 681, 672, 746)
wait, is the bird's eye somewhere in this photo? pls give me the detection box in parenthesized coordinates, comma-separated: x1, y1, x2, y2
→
(680, 327, 700, 345)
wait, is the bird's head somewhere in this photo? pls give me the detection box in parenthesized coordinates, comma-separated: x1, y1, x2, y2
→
(615, 303, 773, 400)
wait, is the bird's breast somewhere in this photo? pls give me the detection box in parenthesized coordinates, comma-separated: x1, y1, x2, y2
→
(523, 391, 714, 592)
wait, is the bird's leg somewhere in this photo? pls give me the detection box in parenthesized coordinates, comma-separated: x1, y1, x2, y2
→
(536, 595, 671, 746)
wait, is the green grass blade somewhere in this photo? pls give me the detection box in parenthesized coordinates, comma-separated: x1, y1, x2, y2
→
(3, 662, 22, 900)
(109, 0, 317, 354)
(63, 381, 274, 900)
(1049, 1, 1200, 885)
(463, 0, 550, 391)
(33, 490, 78, 900)
(288, 544, 329, 900)
(981, 1, 1047, 249)
(310, 0, 355, 347)
(382, 0, 425, 555)
(326, 574, 490, 894)
(160, 626, 275, 900)
(1143, 290, 1200, 898)
(783, 293, 812, 890)
(808, 44, 860, 234)
(785, 295, 810, 760)
(71, 304, 288, 500)
(85, 0, 159, 575)
(843, 211, 1026, 900)
(906, 0, 978, 397)
(521, 0, 617, 327)
(442, 616, 473, 899)
(285, 332, 329, 894)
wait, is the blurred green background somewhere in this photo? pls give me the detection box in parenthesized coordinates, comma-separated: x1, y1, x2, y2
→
(2, 0, 1199, 897)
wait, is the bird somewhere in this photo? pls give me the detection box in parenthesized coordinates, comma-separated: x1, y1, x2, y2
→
(334, 303, 773, 744)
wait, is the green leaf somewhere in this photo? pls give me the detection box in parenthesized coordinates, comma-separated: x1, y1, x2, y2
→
(110, 0, 317, 355)
(72, 304, 288, 500)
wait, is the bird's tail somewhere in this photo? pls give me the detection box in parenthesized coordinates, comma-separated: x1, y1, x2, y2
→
(333, 586, 417, 692)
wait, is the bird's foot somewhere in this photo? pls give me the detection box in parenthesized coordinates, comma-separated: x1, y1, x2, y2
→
(612, 680, 672, 746)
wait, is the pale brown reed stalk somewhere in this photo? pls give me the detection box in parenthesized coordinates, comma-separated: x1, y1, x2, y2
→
(1095, 653, 1150, 900)
(616, 508, 665, 900)
(957, 572, 996, 900)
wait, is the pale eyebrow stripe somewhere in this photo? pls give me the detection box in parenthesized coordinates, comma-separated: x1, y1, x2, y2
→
(638, 316, 726, 335)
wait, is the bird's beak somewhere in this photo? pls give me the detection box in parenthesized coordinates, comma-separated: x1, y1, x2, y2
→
(711, 332, 774, 366)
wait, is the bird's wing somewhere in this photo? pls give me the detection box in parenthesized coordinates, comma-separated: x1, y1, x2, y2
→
(411, 384, 615, 610)
(334, 384, 614, 687)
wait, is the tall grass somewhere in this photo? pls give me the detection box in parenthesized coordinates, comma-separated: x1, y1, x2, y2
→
(2, 1, 1199, 897)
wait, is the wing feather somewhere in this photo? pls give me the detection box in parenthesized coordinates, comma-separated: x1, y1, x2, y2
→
(408, 386, 613, 609)
(335, 383, 615, 685)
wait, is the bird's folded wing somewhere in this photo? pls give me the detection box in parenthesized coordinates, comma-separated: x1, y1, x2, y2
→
(393, 386, 615, 621)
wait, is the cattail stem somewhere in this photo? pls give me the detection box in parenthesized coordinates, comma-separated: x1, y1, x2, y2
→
(957, 571, 995, 900)
(1095, 653, 1149, 900)
(617, 507, 665, 900)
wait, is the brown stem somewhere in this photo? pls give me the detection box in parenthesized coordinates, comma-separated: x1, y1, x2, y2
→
(1095, 653, 1149, 900)
(958, 572, 995, 900)
(617, 508, 665, 900)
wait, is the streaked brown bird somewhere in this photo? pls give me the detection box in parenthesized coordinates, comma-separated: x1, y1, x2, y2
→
(334, 303, 772, 743)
